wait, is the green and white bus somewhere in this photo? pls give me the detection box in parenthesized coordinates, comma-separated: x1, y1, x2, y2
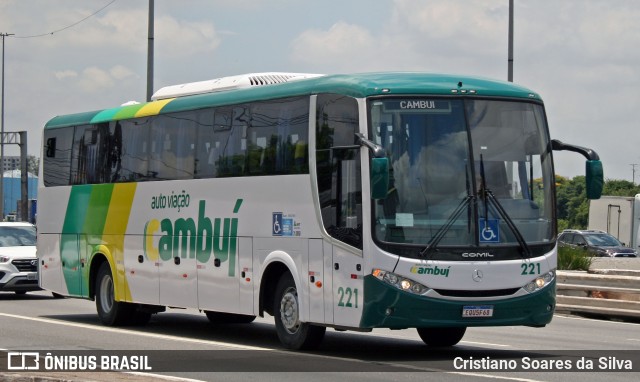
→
(38, 72, 603, 349)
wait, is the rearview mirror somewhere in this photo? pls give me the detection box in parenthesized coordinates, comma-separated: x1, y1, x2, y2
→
(551, 139, 603, 200)
(370, 158, 389, 200)
(586, 160, 603, 200)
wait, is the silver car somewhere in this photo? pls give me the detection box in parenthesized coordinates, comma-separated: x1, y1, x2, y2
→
(0, 222, 40, 294)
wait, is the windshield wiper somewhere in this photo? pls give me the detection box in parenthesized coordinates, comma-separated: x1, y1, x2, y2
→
(478, 154, 531, 258)
(419, 194, 474, 258)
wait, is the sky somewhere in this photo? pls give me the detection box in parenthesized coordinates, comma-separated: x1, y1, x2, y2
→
(0, 0, 639, 181)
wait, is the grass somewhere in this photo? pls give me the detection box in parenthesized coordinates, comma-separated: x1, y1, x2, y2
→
(557, 247, 594, 271)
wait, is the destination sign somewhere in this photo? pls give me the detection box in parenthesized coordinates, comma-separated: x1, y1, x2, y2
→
(383, 100, 451, 113)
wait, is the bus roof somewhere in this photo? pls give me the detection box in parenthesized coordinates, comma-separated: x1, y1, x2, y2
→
(44, 72, 542, 129)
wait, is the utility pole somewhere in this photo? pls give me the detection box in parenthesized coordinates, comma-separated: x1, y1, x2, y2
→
(1, 33, 15, 220)
(147, 0, 154, 101)
(508, 0, 514, 82)
(631, 163, 638, 185)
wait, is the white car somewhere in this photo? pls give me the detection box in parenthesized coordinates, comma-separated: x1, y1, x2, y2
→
(0, 222, 40, 294)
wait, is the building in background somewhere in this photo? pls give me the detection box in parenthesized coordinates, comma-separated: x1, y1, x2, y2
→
(2, 170, 38, 222)
(2, 156, 22, 172)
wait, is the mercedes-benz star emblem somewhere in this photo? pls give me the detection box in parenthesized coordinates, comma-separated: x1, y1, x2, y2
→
(472, 269, 483, 282)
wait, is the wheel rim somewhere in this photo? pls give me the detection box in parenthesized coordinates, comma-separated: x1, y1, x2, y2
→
(99, 273, 114, 314)
(279, 286, 300, 334)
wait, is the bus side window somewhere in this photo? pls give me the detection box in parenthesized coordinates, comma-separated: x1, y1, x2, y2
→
(194, 110, 215, 178)
(43, 127, 74, 186)
(248, 96, 310, 176)
(70, 124, 112, 185)
(150, 113, 196, 180)
(212, 108, 233, 177)
(118, 119, 150, 182)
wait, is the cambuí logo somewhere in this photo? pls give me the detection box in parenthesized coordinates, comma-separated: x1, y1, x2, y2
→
(410, 265, 451, 277)
(143, 196, 243, 277)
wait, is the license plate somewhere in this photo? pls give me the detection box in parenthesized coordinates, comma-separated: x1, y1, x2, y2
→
(462, 305, 494, 317)
(27, 272, 38, 281)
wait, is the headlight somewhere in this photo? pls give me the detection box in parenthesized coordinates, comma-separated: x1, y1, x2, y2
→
(373, 269, 429, 295)
(0, 256, 10, 263)
(523, 270, 555, 293)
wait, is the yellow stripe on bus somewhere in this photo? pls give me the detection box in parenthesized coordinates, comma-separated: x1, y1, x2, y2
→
(134, 98, 174, 118)
(103, 183, 138, 302)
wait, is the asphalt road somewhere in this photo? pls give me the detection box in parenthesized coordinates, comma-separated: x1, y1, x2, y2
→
(0, 290, 638, 382)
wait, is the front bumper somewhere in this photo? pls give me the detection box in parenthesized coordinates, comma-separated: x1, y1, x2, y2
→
(360, 275, 555, 328)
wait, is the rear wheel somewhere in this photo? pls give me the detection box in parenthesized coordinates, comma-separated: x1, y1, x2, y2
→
(95, 262, 135, 326)
(273, 273, 325, 350)
(205, 311, 256, 324)
(417, 327, 466, 347)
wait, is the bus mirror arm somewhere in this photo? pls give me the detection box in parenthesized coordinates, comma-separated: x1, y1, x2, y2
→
(355, 133, 386, 158)
(551, 139, 603, 200)
(551, 139, 600, 161)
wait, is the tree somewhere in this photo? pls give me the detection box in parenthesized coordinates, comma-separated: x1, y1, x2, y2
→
(601, 179, 640, 196)
(27, 155, 39, 175)
(556, 175, 589, 230)
(555, 177, 640, 231)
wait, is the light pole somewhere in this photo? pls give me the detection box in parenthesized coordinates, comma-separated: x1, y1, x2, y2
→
(147, 0, 154, 101)
(1, 33, 14, 220)
(631, 164, 638, 185)
(508, 0, 514, 82)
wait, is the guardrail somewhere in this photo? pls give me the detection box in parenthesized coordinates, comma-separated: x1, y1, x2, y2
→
(556, 270, 640, 319)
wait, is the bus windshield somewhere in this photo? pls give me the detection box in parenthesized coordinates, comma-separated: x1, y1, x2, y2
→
(370, 98, 554, 257)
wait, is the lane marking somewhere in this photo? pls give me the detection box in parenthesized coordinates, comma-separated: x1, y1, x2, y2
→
(554, 314, 640, 326)
(125, 371, 205, 382)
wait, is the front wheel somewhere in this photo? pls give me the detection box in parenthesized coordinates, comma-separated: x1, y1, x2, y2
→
(95, 262, 135, 326)
(417, 327, 466, 347)
(273, 273, 325, 350)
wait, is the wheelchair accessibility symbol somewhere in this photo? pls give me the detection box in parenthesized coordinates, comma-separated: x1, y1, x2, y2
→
(272, 212, 295, 236)
(479, 219, 500, 243)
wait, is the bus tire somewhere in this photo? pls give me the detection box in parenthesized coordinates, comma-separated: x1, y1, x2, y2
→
(205, 311, 256, 324)
(95, 262, 134, 326)
(273, 273, 325, 350)
(417, 327, 466, 347)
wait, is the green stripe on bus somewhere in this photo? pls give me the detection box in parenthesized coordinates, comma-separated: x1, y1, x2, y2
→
(90, 108, 121, 124)
(60, 184, 117, 297)
(62, 185, 93, 234)
(113, 104, 145, 120)
(82, 184, 114, 235)
(60, 185, 94, 296)
(45, 110, 102, 129)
